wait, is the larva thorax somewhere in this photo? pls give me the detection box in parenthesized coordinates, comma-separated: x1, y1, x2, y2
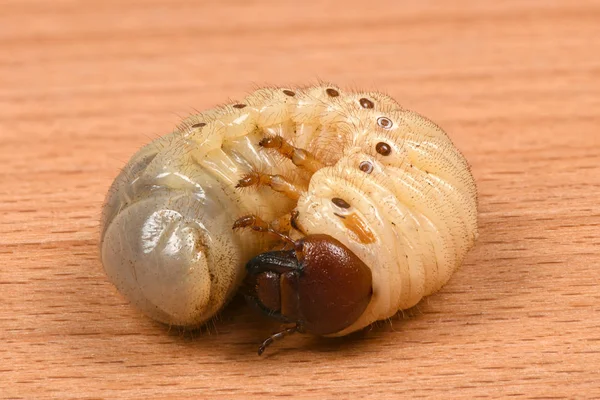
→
(100, 83, 478, 339)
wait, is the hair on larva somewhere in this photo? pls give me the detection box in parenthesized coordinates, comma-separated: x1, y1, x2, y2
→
(100, 83, 478, 346)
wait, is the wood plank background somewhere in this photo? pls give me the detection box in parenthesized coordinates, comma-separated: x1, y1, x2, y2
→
(1, 1, 599, 398)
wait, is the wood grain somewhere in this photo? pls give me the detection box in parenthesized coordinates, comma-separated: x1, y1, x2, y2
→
(1, 1, 599, 398)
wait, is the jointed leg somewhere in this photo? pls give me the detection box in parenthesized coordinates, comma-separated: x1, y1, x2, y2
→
(232, 214, 295, 246)
(259, 136, 324, 174)
(268, 210, 305, 235)
(236, 171, 304, 200)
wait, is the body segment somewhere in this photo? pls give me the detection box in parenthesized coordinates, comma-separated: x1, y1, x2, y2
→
(100, 84, 478, 336)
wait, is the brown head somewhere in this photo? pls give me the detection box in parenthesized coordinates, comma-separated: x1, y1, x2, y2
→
(244, 234, 373, 347)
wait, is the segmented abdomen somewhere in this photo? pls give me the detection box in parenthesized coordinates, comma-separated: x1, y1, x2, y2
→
(100, 84, 478, 330)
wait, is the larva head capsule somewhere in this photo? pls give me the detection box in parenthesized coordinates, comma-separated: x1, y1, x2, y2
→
(243, 234, 373, 353)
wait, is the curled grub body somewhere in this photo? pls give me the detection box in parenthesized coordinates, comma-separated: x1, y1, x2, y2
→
(100, 84, 478, 335)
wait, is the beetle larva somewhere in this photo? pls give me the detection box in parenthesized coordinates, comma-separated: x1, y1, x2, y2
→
(100, 84, 478, 352)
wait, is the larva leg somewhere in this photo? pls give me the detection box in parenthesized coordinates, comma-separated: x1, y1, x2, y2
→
(259, 136, 324, 174)
(271, 210, 306, 236)
(232, 214, 295, 246)
(236, 171, 305, 200)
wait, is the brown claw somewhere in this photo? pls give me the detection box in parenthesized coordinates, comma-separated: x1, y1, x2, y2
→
(232, 215, 256, 230)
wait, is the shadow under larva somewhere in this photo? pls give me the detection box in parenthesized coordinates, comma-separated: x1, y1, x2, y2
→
(100, 83, 478, 355)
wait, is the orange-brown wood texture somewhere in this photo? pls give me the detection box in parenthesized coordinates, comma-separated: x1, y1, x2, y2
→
(2, 1, 599, 398)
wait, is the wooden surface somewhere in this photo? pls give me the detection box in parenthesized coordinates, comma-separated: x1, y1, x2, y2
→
(2, 1, 599, 398)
